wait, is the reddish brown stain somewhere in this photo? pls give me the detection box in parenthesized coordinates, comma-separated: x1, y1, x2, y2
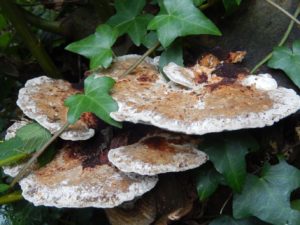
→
(142, 137, 176, 153)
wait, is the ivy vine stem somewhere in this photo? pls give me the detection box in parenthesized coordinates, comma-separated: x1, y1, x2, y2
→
(264, 0, 300, 26)
(120, 42, 161, 78)
(10, 122, 70, 188)
(251, 3, 300, 74)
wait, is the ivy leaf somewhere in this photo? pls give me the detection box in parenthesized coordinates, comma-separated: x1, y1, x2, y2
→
(65, 75, 121, 128)
(268, 40, 300, 89)
(107, 0, 153, 46)
(193, 0, 207, 6)
(223, 0, 242, 12)
(0, 184, 10, 193)
(159, 40, 184, 69)
(142, 31, 159, 49)
(200, 133, 258, 192)
(233, 161, 300, 225)
(210, 215, 269, 225)
(0, 123, 51, 166)
(148, 0, 221, 47)
(196, 163, 223, 201)
(65, 24, 118, 69)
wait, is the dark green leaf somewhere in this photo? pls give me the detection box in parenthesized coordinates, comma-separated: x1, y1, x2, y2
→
(65, 75, 121, 128)
(108, 0, 153, 46)
(65, 24, 118, 69)
(0, 123, 51, 166)
(196, 163, 222, 201)
(292, 200, 300, 211)
(223, 0, 242, 12)
(0, 184, 9, 193)
(159, 40, 184, 68)
(268, 40, 300, 88)
(0, 14, 8, 30)
(148, 0, 221, 47)
(233, 161, 300, 225)
(200, 133, 258, 192)
(210, 215, 269, 225)
(193, 0, 207, 6)
(0, 32, 11, 49)
(0, 202, 61, 225)
(37, 145, 56, 167)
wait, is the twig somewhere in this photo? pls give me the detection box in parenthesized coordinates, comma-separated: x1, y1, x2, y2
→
(120, 42, 161, 78)
(10, 122, 70, 187)
(251, 4, 300, 74)
(219, 192, 233, 215)
(0, 0, 61, 78)
(264, 0, 300, 26)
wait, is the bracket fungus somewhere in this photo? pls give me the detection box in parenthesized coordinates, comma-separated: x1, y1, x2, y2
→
(92, 54, 300, 135)
(17, 142, 157, 208)
(17, 76, 95, 141)
(108, 132, 208, 175)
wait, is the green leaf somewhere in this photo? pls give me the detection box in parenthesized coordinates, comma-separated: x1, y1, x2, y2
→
(142, 31, 159, 49)
(159, 40, 184, 69)
(65, 75, 121, 128)
(196, 163, 222, 201)
(193, 0, 207, 6)
(210, 216, 269, 225)
(0, 14, 8, 30)
(0, 123, 51, 166)
(200, 133, 258, 192)
(0, 32, 11, 49)
(108, 0, 153, 46)
(233, 160, 300, 225)
(223, 0, 242, 12)
(148, 0, 221, 47)
(0, 184, 9, 193)
(268, 40, 300, 88)
(65, 24, 118, 69)
(0, 191, 23, 205)
(292, 200, 300, 211)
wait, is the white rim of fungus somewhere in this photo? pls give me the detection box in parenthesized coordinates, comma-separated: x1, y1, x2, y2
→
(19, 166, 158, 208)
(108, 135, 208, 176)
(110, 83, 300, 135)
(16, 76, 95, 141)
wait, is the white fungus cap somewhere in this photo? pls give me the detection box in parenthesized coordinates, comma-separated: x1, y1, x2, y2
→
(18, 144, 158, 208)
(108, 133, 208, 176)
(17, 76, 95, 141)
(92, 56, 300, 135)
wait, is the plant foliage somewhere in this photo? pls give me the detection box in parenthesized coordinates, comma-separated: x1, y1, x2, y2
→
(148, 0, 221, 47)
(233, 161, 300, 225)
(65, 75, 121, 128)
(65, 24, 118, 69)
(268, 40, 300, 88)
(107, 0, 153, 46)
(0, 123, 51, 166)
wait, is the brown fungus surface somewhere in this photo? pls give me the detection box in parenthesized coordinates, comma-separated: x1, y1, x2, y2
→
(17, 76, 96, 141)
(95, 55, 300, 135)
(19, 142, 158, 208)
(108, 132, 208, 176)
